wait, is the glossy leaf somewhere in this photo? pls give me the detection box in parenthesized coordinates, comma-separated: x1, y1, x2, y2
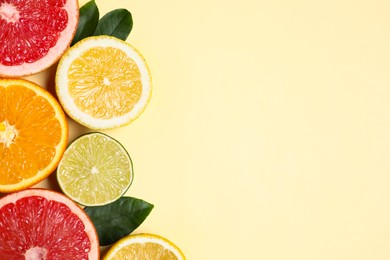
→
(93, 9, 133, 40)
(71, 0, 99, 46)
(84, 197, 154, 246)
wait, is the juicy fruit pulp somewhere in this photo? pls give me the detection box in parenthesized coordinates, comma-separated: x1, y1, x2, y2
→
(0, 189, 99, 259)
(0, 85, 61, 183)
(0, 196, 91, 258)
(104, 233, 186, 260)
(57, 132, 133, 206)
(56, 36, 152, 129)
(0, 0, 67, 66)
(0, 0, 78, 77)
(68, 46, 142, 119)
(0, 79, 68, 192)
(113, 241, 179, 259)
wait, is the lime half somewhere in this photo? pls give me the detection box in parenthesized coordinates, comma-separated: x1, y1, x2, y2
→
(57, 132, 133, 206)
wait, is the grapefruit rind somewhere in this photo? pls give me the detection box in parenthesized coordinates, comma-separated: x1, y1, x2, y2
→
(0, 189, 100, 259)
(0, 0, 79, 77)
(0, 79, 68, 193)
(55, 36, 152, 130)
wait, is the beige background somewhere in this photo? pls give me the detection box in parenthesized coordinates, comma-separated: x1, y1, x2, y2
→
(29, 0, 390, 259)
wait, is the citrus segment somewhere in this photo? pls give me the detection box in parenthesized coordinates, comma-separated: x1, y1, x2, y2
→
(68, 46, 142, 119)
(56, 36, 152, 129)
(0, 0, 79, 77)
(0, 78, 68, 193)
(103, 233, 186, 260)
(0, 188, 99, 259)
(57, 132, 133, 206)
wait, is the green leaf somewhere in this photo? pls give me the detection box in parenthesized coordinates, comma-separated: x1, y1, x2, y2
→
(93, 9, 133, 40)
(84, 197, 154, 246)
(71, 0, 99, 46)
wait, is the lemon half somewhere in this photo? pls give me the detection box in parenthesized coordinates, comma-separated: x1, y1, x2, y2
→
(55, 36, 152, 130)
(103, 233, 186, 260)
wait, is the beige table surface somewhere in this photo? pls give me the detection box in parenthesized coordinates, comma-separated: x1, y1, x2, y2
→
(28, 0, 390, 259)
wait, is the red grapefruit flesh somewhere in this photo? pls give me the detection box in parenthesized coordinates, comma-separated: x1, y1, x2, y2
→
(0, 189, 99, 259)
(0, 0, 79, 77)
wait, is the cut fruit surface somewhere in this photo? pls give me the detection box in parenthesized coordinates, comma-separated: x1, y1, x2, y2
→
(0, 0, 79, 77)
(57, 132, 133, 206)
(0, 78, 68, 193)
(56, 35, 152, 130)
(0, 188, 99, 259)
(103, 233, 186, 260)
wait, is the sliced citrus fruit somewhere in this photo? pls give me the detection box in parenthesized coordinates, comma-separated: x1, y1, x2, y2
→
(103, 233, 186, 260)
(55, 35, 152, 130)
(57, 132, 133, 206)
(0, 188, 99, 259)
(0, 78, 68, 193)
(0, 0, 79, 77)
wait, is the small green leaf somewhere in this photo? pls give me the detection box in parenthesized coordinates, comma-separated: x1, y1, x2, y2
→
(71, 0, 99, 46)
(93, 9, 133, 40)
(84, 197, 154, 246)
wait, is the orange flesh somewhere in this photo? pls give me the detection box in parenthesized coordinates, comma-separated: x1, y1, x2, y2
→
(0, 85, 62, 185)
(67, 46, 142, 119)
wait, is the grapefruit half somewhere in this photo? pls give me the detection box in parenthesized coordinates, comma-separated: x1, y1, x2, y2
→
(0, 0, 79, 77)
(0, 189, 99, 259)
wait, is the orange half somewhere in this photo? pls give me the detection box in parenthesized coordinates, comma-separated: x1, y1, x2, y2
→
(0, 79, 68, 193)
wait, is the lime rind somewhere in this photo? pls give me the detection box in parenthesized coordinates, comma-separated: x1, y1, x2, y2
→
(57, 132, 133, 206)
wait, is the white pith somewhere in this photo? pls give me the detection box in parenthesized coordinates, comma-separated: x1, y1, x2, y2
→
(91, 166, 99, 174)
(0, 3, 20, 23)
(0, 121, 18, 148)
(25, 247, 47, 260)
(103, 77, 111, 86)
